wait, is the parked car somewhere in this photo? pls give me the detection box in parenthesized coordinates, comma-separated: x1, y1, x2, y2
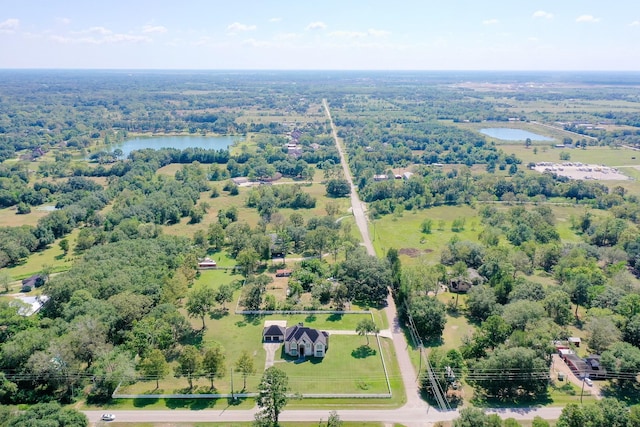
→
(101, 414, 116, 421)
(584, 378, 593, 386)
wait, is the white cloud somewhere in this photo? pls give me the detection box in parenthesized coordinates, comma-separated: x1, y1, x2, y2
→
(631, 21, 640, 27)
(269, 17, 282, 23)
(576, 15, 600, 23)
(142, 25, 167, 34)
(329, 29, 391, 39)
(532, 10, 553, 19)
(227, 22, 257, 33)
(367, 28, 391, 37)
(74, 26, 112, 35)
(0, 18, 19, 33)
(528, 37, 539, 42)
(56, 17, 71, 25)
(306, 21, 327, 31)
(482, 19, 499, 25)
(50, 31, 151, 45)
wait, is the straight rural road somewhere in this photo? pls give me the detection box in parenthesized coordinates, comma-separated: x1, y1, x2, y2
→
(322, 99, 375, 256)
(85, 406, 564, 426)
(323, 99, 425, 409)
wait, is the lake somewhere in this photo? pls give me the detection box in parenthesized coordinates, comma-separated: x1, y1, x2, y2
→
(479, 128, 554, 141)
(109, 135, 241, 157)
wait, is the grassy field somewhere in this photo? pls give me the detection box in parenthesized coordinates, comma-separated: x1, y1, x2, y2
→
(2, 228, 81, 282)
(371, 205, 480, 265)
(372, 203, 589, 266)
(0, 206, 52, 227)
(501, 145, 640, 168)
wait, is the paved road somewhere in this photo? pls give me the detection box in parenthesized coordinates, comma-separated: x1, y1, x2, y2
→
(531, 120, 598, 141)
(323, 99, 425, 409)
(323, 99, 375, 256)
(85, 406, 564, 426)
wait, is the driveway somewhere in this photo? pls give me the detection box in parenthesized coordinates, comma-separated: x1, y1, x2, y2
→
(263, 343, 281, 369)
(552, 354, 601, 399)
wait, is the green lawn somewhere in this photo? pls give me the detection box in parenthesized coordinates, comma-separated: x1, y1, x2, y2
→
(3, 228, 80, 281)
(274, 335, 390, 395)
(119, 311, 387, 397)
(372, 205, 481, 265)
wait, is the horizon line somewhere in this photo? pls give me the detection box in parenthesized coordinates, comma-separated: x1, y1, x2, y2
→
(1, 68, 640, 73)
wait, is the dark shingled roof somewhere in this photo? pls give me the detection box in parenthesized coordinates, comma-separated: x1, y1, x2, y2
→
(263, 325, 286, 337)
(285, 324, 328, 346)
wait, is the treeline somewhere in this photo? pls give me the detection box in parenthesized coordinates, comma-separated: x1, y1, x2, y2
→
(0, 236, 196, 403)
(362, 167, 615, 218)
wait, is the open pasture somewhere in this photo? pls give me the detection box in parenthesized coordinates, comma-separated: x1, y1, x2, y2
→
(502, 145, 640, 168)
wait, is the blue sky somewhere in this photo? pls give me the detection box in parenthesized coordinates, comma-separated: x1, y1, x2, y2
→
(1, 0, 639, 70)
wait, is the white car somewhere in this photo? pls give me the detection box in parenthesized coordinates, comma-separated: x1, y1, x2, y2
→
(584, 378, 593, 386)
(101, 414, 116, 421)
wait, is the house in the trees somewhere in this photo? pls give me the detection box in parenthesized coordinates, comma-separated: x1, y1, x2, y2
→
(448, 268, 485, 293)
(276, 269, 292, 277)
(197, 257, 217, 269)
(21, 274, 45, 292)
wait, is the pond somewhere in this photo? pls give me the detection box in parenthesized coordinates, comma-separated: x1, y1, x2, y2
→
(479, 128, 554, 141)
(108, 135, 241, 157)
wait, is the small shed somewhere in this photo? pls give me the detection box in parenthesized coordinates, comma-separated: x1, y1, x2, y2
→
(198, 257, 217, 269)
(569, 337, 581, 348)
(276, 269, 292, 277)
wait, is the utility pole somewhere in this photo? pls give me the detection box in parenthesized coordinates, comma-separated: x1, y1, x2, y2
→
(231, 368, 235, 400)
(580, 372, 587, 404)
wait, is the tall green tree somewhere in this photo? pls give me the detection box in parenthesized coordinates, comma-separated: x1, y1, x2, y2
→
(5, 402, 88, 427)
(202, 345, 226, 389)
(186, 286, 216, 330)
(585, 316, 621, 353)
(355, 318, 379, 346)
(470, 346, 548, 399)
(139, 349, 169, 390)
(175, 345, 202, 390)
(215, 284, 234, 311)
(602, 341, 640, 388)
(255, 366, 289, 427)
(408, 295, 446, 343)
(236, 350, 256, 390)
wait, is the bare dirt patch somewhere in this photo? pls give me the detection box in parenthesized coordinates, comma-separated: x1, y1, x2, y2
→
(399, 248, 433, 258)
